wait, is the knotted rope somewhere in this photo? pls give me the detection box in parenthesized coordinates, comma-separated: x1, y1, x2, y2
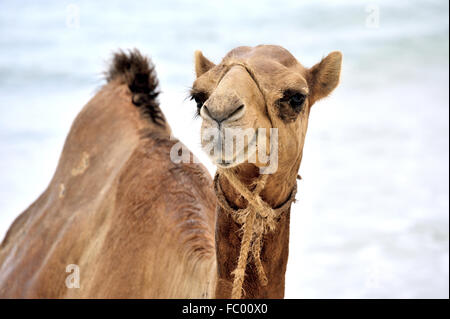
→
(214, 169, 297, 299)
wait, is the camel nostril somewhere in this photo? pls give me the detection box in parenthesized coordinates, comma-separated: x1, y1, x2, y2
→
(201, 105, 214, 120)
(230, 104, 245, 117)
(225, 104, 245, 123)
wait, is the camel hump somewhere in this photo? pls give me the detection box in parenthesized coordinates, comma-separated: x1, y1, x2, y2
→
(106, 49, 164, 125)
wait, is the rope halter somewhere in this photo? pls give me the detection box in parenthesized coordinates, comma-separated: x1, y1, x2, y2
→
(214, 169, 297, 299)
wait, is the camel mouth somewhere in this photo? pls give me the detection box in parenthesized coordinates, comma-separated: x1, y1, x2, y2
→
(212, 129, 258, 168)
(216, 160, 234, 168)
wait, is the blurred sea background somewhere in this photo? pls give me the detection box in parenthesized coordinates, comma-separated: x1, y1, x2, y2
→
(0, 0, 448, 298)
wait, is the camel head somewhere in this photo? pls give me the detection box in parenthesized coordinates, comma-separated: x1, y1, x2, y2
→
(191, 45, 342, 174)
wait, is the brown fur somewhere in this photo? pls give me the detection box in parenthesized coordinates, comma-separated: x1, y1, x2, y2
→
(0, 51, 217, 298)
(107, 49, 165, 125)
(193, 45, 342, 298)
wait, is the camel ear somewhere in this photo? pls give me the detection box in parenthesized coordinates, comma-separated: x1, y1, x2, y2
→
(308, 51, 342, 105)
(195, 50, 215, 78)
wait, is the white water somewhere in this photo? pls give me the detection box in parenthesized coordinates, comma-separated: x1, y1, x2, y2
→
(0, 0, 448, 298)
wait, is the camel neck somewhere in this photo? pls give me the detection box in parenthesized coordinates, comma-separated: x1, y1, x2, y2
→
(213, 166, 296, 298)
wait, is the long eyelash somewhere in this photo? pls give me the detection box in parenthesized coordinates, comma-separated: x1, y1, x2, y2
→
(189, 89, 203, 119)
(185, 87, 196, 103)
(191, 92, 208, 106)
(189, 87, 201, 100)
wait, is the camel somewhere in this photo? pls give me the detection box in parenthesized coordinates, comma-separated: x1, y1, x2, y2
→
(0, 50, 216, 298)
(0, 45, 341, 299)
(191, 45, 342, 298)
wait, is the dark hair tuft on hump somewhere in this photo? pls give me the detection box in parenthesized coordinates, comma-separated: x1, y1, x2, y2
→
(106, 49, 165, 126)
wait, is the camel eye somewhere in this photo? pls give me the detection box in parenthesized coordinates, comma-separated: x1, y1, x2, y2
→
(277, 90, 307, 122)
(191, 92, 208, 110)
(288, 93, 306, 112)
